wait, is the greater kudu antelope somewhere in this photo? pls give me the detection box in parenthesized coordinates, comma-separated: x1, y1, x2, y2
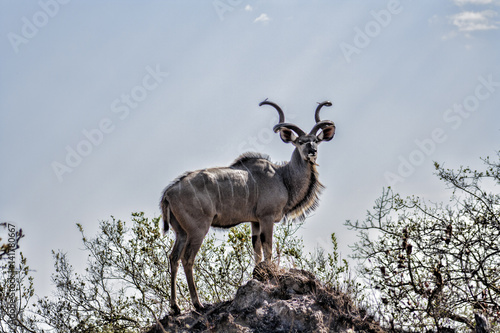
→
(161, 100, 336, 314)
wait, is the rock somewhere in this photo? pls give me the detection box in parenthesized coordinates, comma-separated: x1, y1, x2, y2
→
(213, 313, 252, 333)
(230, 279, 269, 312)
(145, 262, 386, 333)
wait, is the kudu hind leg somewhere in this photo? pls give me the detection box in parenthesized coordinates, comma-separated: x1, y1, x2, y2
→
(169, 230, 186, 315)
(181, 234, 206, 311)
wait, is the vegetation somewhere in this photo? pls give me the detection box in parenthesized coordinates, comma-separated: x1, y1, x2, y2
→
(1, 213, 349, 332)
(347, 151, 500, 332)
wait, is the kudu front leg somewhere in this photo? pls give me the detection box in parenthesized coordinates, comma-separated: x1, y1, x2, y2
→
(259, 219, 274, 262)
(251, 222, 263, 263)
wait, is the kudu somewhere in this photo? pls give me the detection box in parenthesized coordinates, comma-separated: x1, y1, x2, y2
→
(160, 99, 336, 314)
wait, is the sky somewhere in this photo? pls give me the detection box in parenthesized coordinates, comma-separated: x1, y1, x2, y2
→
(1, 1, 499, 297)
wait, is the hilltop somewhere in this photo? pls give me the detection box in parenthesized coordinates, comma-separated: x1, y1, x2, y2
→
(145, 262, 385, 333)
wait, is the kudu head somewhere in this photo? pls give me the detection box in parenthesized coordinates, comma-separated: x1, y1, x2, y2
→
(259, 99, 336, 163)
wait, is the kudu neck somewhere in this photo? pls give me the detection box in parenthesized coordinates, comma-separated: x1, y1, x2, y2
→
(279, 148, 318, 216)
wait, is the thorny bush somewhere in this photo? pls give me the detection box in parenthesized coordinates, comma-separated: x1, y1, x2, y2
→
(347, 151, 500, 332)
(1, 213, 350, 332)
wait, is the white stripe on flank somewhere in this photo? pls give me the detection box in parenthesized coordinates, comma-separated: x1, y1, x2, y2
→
(187, 178, 204, 212)
(202, 175, 214, 209)
(241, 164, 259, 198)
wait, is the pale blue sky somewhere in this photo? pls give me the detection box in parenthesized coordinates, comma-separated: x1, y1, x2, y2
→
(1, 1, 499, 295)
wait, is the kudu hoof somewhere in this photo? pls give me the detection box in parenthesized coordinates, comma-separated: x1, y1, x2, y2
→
(194, 302, 204, 312)
(170, 304, 181, 316)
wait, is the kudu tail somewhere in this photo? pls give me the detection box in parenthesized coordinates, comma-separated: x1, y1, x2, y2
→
(161, 197, 170, 235)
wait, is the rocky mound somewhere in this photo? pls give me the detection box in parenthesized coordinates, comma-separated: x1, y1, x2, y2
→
(146, 262, 385, 333)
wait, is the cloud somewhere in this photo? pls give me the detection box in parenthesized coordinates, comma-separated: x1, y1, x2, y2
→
(245, 5, 253, 11)
(254, 13, 270, 24)
(449, 10, 499, 31)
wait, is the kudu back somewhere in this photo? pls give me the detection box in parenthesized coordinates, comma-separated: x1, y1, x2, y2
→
(160, 99, 336, 314)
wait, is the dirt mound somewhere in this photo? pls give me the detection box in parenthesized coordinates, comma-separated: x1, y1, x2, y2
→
(146, 262, 385, 333)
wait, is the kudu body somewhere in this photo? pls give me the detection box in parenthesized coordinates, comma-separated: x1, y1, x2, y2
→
(161, 100, 336, 314)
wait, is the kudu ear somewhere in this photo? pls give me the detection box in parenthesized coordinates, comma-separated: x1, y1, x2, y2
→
(274, 123, 305, 144)
(278, 128, 297, 143)
(317, 124, 336, 142)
